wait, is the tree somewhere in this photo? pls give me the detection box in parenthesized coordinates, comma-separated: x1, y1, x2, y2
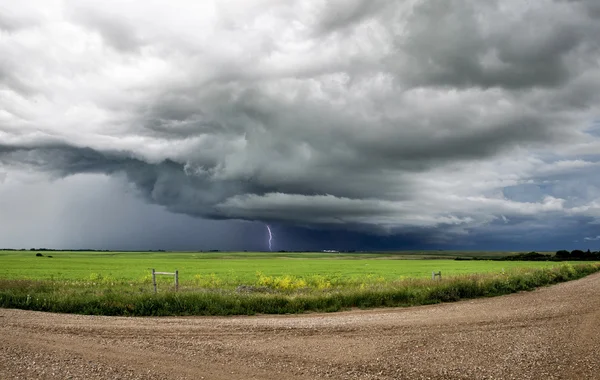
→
(571, 250, 585, 259)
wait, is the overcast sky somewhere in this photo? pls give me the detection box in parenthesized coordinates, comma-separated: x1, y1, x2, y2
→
(1, 0, 600, 251)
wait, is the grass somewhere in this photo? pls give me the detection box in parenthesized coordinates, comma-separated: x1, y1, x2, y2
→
(0, 250, 562, 283)
(0, 250, 598, 316)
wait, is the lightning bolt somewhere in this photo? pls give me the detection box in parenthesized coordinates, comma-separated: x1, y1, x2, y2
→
(266, 225, 273, 251)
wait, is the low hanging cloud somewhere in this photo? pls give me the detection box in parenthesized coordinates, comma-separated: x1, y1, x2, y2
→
(1, 0, 600, 245)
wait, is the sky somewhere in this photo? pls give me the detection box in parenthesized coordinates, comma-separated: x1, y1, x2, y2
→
(1, 0, 600, 251)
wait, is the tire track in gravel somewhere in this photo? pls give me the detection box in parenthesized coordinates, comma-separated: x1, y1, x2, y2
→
(2, 272, 600, 379)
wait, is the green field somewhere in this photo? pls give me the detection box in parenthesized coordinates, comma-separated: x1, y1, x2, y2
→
(0, 250, 564, 284)
(1, 250, 599, 316)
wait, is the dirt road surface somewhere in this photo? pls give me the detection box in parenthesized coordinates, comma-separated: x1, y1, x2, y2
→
(2, 273, 600, 380)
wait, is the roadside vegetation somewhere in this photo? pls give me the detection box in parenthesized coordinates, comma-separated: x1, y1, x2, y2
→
(0, 250, 598, 316)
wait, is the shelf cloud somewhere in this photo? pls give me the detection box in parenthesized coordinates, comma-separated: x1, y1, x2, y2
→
(1, 0, 600, 249)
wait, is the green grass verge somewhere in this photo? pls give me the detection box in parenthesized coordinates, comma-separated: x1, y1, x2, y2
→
(1, 263, 598, 316)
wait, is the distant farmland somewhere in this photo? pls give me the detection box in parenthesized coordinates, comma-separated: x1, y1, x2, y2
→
(0, 250, 562, 282)
(0, 250, 598, 316)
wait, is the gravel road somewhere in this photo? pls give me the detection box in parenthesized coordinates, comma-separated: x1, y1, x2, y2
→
(2, 273, 600, 380)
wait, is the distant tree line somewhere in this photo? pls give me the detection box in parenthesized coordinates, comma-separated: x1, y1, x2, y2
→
(457, 250, 600, 261)
(1, 248, 167, 252)
(553, 249, 600, 261)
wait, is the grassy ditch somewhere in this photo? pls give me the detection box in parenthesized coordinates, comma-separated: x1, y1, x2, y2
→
(1, 263, 598, 316)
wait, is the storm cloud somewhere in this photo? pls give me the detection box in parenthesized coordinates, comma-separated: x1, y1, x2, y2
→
(1, 0, 600, 249)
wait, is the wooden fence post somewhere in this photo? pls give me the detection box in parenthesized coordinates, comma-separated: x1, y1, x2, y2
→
(152, 269, 157, 294)
(152, 268, 156, 293)
(151, 269, 178, 293)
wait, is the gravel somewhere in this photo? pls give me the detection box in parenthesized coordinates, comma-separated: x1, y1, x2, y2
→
(2, 272, 600, 379)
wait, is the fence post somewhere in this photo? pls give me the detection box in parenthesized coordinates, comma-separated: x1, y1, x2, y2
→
(151, 269, 178, 293)
(152, 269, 157, 294)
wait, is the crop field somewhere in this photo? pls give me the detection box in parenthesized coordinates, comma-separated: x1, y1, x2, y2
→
(0, 250, 563, 284)
(1, 250, 599, 316)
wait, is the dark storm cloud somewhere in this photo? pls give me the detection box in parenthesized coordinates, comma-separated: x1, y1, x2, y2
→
(0, 172, 267, 251)
(394, 0, 600, 89)
(0, 144, 134, 175)
(1, 0, 600, 248)
(562, 0, 600, 19)
(0, 144, 240, 218)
